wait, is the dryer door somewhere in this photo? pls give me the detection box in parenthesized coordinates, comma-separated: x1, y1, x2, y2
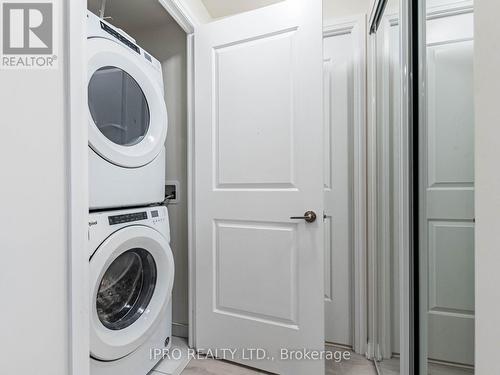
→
(87, 37, 167, 168)
(90, 225, 174, 361)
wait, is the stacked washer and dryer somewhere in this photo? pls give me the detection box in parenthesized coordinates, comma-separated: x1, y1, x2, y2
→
(86, 11, 174, 375)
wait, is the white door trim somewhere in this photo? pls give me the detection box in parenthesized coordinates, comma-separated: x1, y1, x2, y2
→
(323, 14, 368, 355)
(186, 32, 196, 348)
(67, 1, 89, 375)
(158, 0, 197, 34)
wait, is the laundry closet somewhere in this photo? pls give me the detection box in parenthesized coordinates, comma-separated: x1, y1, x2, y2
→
(87, 0, 191, 339)
(86, 1, 191, 374)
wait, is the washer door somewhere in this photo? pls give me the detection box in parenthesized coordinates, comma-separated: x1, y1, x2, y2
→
(87, 37, 167, 168)
(90, 226, 174, 361)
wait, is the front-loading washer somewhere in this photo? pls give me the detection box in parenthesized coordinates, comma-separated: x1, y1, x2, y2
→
(88, 205, 174, 375)
(87, 11, 167, 210)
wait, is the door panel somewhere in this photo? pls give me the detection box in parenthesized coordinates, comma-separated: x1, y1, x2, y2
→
(214, 30, 296, 188)
(194, 1, 324, 374)
(215, 220, 298, 325)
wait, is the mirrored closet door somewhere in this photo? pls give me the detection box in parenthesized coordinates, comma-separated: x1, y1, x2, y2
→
(368, 0, 475, 374)
(419, 0, 475, 374)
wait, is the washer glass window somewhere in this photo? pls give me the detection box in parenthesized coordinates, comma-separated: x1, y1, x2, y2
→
(97, 248, 157, 330)
(88, 66, 150, 146)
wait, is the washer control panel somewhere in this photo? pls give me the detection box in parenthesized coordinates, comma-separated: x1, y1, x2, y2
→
(106, 208, 167, 226)
(88, 206, 169, 257)
(150, 209, 166, 225)
(108, 211, 147, 225)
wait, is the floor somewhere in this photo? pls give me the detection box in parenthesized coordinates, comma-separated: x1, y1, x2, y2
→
(179, 346, 377, 375)
(377, 358, 474, 375)
(150, 338, 473, 375)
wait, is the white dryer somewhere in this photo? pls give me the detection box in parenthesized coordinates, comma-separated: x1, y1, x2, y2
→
(87, 11, 167, 210)
(89, 206, 174, 375)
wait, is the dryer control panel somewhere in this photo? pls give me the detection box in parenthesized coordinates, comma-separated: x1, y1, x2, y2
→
(87, 11, 162, 72)
(99, 21, 140, 54)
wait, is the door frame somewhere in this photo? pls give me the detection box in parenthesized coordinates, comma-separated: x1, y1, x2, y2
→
(323, 14, 368, 355)
(68, 1, 197, 374)
(67, 1, 90, 375)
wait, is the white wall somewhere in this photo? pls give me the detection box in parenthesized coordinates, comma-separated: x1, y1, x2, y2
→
(129, 21, 190, 336)
(474, 1, 500, 373)
(0, 4, 69, 375)
(324, 0, 370, 20)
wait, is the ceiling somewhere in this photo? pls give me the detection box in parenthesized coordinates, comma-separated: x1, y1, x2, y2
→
(200, 0, 284, 19)
(87, 0, 175, 31)
(87, 0, 295, 30)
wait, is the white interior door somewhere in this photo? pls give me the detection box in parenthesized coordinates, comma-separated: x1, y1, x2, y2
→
(194, 1, 324, 374)
(322, 21, 358, 347)
(422, 10, 474, 366)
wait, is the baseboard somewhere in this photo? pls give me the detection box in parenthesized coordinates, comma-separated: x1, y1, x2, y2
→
(428, 358, 474, 371)
(172, 322, 188, 338)
(325, 341, 353, 351)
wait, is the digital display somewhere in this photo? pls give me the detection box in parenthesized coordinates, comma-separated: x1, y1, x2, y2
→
(100, 21, 140, 54)
(108, 212, 147, 225)
(151, 210, 159, 218)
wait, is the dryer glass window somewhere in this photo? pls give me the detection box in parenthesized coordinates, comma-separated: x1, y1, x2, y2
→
(88, 66, 150, 146)
(96, 248, 157, 330)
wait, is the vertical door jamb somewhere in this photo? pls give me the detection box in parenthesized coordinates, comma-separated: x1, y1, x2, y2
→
(68, 1, 89, 374)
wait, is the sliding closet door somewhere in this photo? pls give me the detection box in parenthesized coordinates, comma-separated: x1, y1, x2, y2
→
(420, 4, 475, 371)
